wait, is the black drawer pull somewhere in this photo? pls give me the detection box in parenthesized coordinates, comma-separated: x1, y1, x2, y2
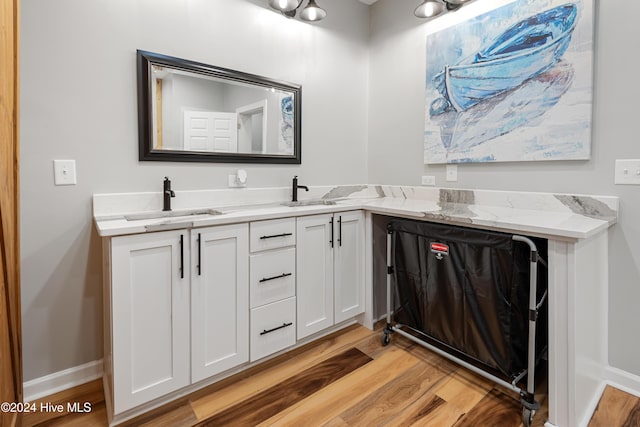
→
(260, 322, 293, 336)
(260, 232, 293, 240)
(197, 233, 201, 276)
(259, 272, 292, 283)
(330, 217, 334, 248)
(179, 234, 184, 279)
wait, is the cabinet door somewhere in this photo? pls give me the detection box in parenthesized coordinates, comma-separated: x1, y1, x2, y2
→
(296, 214, 334, 339)
(191, 223, 249, 383)
(334, 211, 365, 323)
(111, 230, 189, 413)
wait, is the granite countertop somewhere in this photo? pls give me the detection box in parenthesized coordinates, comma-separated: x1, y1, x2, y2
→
(93, 186, 618, 240)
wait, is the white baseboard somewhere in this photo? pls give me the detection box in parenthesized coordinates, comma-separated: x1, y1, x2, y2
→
(578, 381, 607, 427)
(23, 359, 103, 402)
(605, 365, 640, 398)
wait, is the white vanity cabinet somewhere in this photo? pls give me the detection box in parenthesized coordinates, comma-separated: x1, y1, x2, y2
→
(296, 210, 365, 339)
(104, 223, 249, 416)
(94, 186, 619, 427)
(107, 230, 191, 414)
(190, 223, 249, 383)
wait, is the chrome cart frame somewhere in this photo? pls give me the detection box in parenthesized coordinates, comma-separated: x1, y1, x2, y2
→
(381, 231, 547, 427)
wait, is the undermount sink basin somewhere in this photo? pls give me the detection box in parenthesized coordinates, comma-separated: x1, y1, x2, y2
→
(281, 199, 337, 207)
(124, 208, 223, 221)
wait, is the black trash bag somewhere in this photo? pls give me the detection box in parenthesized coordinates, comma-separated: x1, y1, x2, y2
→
(389, 219, 547, 379)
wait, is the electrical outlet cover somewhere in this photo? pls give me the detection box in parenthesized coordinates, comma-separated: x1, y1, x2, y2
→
(446, 165, 458, 182)
(421, 176, 436, 186)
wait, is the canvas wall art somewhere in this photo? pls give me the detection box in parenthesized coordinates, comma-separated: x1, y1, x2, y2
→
(423, 0, 594, 164)
(278, 94, 294, 154)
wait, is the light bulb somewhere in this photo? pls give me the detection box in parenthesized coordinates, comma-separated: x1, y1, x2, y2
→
(414, 0, 445, 18)
(268, 0, 300, 13)
(300, 0, 326, 22)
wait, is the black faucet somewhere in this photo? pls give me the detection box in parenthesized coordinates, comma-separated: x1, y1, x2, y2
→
(292, 175, 309, 202)
(163, 176, 176, 211)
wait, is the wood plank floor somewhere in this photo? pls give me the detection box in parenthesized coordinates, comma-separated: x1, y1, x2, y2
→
(589, 386, 640, 427)
(20, 323, 631, 427)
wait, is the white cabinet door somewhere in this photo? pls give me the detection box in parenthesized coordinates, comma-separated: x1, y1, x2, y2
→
(334, 211, 365, 323)
(111, 230, 190, 413)
(296, 214, 334, 339)
(191, 224, 249, 383)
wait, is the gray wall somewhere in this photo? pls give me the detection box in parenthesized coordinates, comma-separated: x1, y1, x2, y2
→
(20, 0, 370, 381)
(368, 0, 640, 375)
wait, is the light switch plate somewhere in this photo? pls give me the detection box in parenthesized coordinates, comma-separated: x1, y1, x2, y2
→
(53, 160, 77, 185)
(446, 165, 458, 182)
(614, 159, 640, 185)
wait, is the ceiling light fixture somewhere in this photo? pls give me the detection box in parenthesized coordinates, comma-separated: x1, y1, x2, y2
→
(414, 0, 472, 19)
(300, 0, 327, 22)
(268, 0, 327, 22)
(267, 0, 300, 13)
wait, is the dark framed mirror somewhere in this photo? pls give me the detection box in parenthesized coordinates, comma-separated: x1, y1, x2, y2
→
(137, 50, 302, 164)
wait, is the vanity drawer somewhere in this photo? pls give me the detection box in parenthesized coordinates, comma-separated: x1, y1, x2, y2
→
(250, 218, 296, 252)
(250, 248, 296, 308)
(250, 297, 296, 362)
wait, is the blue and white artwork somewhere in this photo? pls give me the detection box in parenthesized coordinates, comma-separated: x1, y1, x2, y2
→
(424, 0, 594, 164)
(278, 94, 294, 154)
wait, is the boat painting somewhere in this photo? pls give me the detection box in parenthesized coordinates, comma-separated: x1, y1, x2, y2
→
(430, 4, 577, 115)
(424, 0, 594, 164)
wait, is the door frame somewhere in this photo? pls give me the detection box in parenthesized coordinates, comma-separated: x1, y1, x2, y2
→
(236, 99, 268, 154)
(1, 0, 23, 425)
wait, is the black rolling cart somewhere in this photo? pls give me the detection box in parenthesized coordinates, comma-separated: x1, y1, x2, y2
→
(381, 218, 548, 426)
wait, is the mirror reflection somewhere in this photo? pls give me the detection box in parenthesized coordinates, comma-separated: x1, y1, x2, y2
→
(137, 50, 302, 164)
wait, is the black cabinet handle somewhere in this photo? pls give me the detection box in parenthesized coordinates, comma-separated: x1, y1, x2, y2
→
(260, 233, 293, 240)
(197, 233, 201, 276)
(260, 322, 293, 336)
(179, 234, 184, 279)
(338, 216, 342, 247)
(259, 272, 292, 283)
(330, 217, 334, 248)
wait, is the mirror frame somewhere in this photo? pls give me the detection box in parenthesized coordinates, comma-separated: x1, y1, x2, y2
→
(137, 50, 302, 164)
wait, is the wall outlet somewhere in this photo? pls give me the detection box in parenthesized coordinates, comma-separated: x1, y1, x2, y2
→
(446, 164, 458, 182)
(228, 172, 247, 188)
(615, 159, 640, 185)
(421, 176, 436, 186)
(53, 160, 77, 185)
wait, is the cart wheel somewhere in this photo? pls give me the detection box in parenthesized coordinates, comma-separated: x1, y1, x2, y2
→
(381, 333, 390, 346)
(522, 407, 534, 427)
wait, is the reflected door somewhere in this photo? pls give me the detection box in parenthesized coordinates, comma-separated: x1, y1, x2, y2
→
(184, 111, 238, 152)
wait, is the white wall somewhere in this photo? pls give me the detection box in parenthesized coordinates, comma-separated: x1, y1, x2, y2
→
(20, 0, 370, 381)
(368, 0, 640, 375)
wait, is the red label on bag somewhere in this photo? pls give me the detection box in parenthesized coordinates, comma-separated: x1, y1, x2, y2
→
(430, 242, 449, 255)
